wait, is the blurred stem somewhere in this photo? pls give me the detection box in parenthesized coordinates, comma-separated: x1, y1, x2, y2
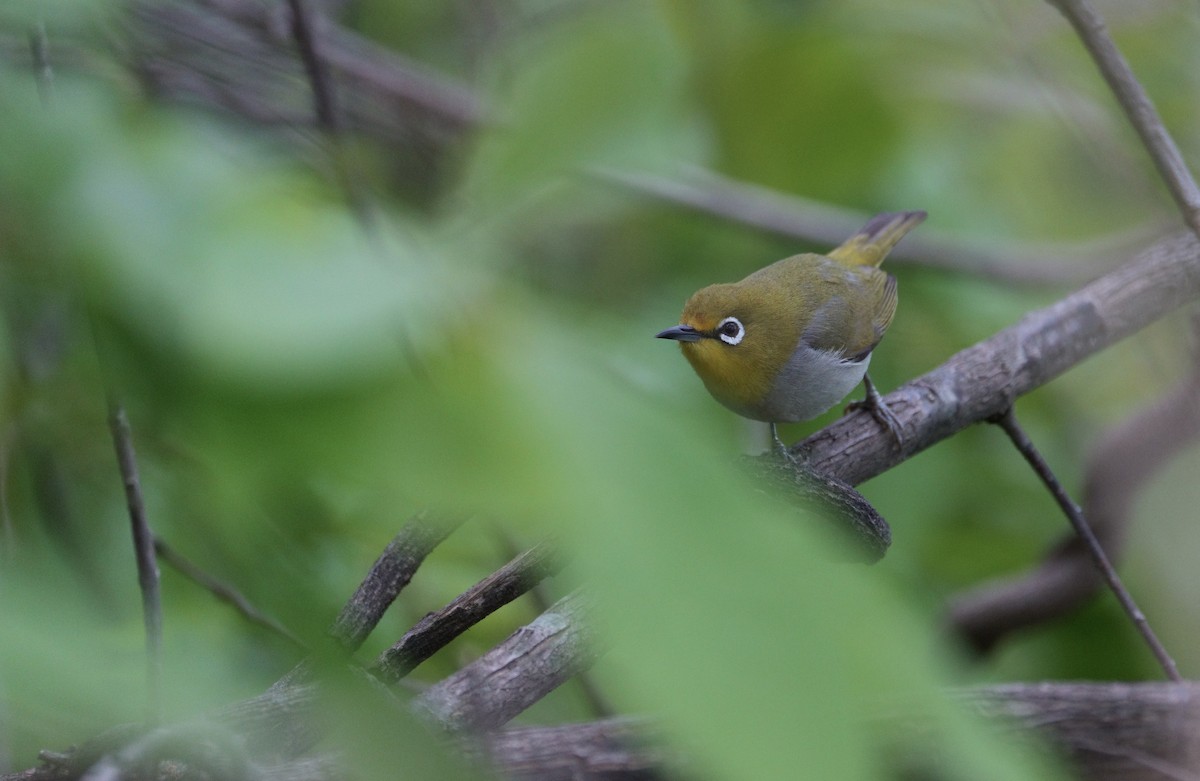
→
(1048, 0, 1200, 238)
(154, 536, 307, 652)
(990, 407, 1182, 682)
(108, 401, 164, 725)
(29, 22, 54, 107)
(285, 0, 375, 227)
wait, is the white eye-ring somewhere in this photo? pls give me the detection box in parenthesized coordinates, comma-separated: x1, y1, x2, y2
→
(716, 316, 745, 346)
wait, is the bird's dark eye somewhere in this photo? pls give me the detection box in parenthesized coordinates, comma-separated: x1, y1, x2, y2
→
(716, 316, 745, 346)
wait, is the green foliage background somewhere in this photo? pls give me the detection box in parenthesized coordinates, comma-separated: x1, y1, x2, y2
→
(2, 1, 1199, 778)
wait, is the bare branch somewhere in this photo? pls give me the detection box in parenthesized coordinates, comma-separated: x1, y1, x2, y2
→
(949, 366, 1200, 652)
(415, 590, 597, 733)
(128, 1, 486, 142)
(107, 402, 163, 725)
(329, 514, 461, 652)
(989, 408, 1181, 682)
(966, 682, 1200, 781)
(593, 166, 1163, 286)
(798, 230, 1200, 486)
(481, 718, 666, 781)
(1048, 0, 1200, 237)
(374, 538, 565, 683)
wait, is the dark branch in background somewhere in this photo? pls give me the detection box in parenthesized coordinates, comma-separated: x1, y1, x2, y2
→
(989, 408, 1182, 682)
(328, 513, 460, 651)
(283, 0, 374, 225)
(107, 402, 163, 725)
(798, 230, 1200, 486)
(1048, 0, 1200, 238)
(153, 536, 307, 652)
(285, 0, 338, 133)
(949, 353, 1200, 653)
(592, 166, 1164, 286)
(126, 2, 485, 143)
(415, 590, 597, 733)
(374, 537, 565, 683)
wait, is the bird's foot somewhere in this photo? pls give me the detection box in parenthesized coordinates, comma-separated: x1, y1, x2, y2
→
(845, 375, 904, 450)
(768, 423, 812, 466)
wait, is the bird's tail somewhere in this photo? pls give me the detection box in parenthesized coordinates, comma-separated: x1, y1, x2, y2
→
(827, 210, 926, 268)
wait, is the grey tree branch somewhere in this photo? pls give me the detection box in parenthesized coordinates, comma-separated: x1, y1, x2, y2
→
(373, 538, 565, 683)
(1048, 0, 1200, 237)
(796, 230, 1200, 486)
(414, 590, 597, 733)
(16, 682, 1200, 781)
(966, 682, 1200, 781)
(593, 166, 1162, 286)
(479, 718, 665, 781)
(128, 1, 485, 143)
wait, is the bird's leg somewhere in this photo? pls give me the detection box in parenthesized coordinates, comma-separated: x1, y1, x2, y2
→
(767, 423, 812, 465)
(846, 374, 904, 450)
(769, 422, 790, 460)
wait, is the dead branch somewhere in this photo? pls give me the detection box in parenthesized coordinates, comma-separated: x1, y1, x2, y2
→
(415, 590, 597, 733)
(374, 538, 565, 683)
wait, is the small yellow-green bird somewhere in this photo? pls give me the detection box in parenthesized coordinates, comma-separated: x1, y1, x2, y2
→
(656, 210, 926, 454)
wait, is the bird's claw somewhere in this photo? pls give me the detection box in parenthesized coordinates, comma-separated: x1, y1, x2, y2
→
(845, 376, 904, 451)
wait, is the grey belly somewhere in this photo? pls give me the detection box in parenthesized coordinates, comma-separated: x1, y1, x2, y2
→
(759, 346, 870, 423)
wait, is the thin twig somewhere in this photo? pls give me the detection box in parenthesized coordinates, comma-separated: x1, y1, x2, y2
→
(107, 401, 164, 724)
(950, 362, 1200, 653)
(1048, 0, 1200, 237)
(990, 407, 1182, 682)
(374, 538, 565, 683)
(153, 536, 307, 652)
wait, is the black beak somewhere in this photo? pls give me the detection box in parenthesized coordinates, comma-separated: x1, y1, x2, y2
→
(656, 324, 702, 343)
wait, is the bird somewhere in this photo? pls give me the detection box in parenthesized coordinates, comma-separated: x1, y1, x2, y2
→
(656, 210, 926, 456)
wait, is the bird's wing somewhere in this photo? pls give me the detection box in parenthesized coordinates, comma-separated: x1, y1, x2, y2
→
(800, 267, 897, 362)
